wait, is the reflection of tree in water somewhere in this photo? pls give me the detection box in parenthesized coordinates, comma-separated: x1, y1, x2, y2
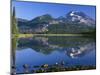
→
(17, 36, 95, 56)
(12, 37, 18, 65)
(11, 37, 18, 75)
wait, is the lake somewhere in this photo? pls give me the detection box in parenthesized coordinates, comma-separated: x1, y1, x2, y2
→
(14, 36, 96, 74)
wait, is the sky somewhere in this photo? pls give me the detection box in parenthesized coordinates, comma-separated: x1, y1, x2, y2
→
(12, 1, 96, 20)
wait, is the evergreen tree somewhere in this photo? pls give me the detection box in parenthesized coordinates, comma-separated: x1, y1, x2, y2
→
(12, 7, 18, 34)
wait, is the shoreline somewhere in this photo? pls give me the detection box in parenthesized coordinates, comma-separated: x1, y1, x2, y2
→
(12, 33, 94, 38)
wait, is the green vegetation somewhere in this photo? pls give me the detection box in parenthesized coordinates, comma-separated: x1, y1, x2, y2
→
(47, 23, 96, 34)
(12, 7, 19, 34)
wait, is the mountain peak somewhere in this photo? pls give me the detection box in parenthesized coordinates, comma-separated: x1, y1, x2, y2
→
(68, 11, 85, 18)
(66, 11, 95, 26)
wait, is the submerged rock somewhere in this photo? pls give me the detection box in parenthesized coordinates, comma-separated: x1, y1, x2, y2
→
(41, 64, 49, 68)
(23, 64, 29, 69)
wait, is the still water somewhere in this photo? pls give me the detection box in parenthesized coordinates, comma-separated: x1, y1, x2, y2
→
(15, 36, 96, 73)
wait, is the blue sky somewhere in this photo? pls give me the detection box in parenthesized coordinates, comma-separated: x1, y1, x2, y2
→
(12, 1, 96, 20)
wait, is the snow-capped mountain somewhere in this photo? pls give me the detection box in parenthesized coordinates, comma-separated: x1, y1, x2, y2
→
(66, 11, 95, 26)
(17, 11, 96, 34)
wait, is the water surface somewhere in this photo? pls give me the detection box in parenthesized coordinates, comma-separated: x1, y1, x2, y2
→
(15, 36, 96, 73)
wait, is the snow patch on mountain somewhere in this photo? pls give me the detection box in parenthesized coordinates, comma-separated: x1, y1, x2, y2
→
(66, 11, 95, 26)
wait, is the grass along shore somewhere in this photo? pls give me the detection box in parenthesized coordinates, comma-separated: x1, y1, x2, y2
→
(12, 33, 87, 38)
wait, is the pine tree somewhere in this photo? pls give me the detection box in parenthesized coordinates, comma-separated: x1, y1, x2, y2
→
(12, 7, 18, 34)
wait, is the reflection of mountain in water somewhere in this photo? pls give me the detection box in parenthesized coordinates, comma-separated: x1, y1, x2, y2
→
(17, 36, 95, 57)
(17, 37, 60, 54)
(65, 43, 95, 58)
